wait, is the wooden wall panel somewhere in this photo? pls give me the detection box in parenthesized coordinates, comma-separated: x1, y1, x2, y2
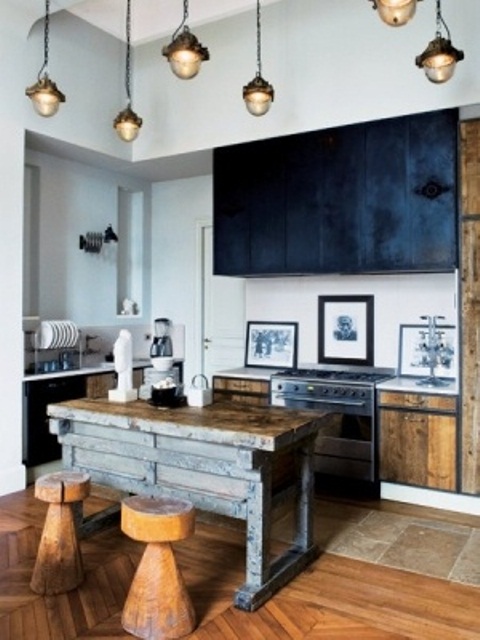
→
(460, 120, 480, 494)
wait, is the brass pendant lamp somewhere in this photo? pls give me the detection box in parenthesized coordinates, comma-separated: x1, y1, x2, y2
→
(113, 0, 143, 142)
(243, 0, 274, 117)
(369, 0, 422, 27)
(25, 0, 65, 117)
(162, 0, 210, 80)
(415, 0, 464, 84)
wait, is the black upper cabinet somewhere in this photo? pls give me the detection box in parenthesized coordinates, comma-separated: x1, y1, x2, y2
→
(285, 125, 365, 274)
(213, 108, 458, 277)
(362, 109, 458, 272)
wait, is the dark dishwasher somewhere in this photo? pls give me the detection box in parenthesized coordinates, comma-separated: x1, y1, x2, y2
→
(23, 376, 86, 466)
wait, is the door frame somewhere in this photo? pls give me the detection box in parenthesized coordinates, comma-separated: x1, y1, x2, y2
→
(194, 219, 212, 378)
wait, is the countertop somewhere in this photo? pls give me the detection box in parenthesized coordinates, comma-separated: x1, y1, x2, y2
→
(47, 398, 329, 452)
(377, 376, 458, 395)
(23, 359, 152, 383)
(214, 367, 280, 380)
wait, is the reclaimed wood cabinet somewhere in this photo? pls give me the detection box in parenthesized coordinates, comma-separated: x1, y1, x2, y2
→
(212, 376, 270, 406)
(214, 109, 458, 277)
(86, 369, 144, 399)
(378, 391, 458, 492)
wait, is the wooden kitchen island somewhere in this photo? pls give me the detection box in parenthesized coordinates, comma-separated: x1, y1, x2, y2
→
(47, 398, 329, 611)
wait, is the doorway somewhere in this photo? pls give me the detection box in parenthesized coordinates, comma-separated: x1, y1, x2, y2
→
(198, 224, 245, 382)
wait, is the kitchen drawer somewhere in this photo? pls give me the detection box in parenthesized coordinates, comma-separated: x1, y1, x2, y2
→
(213, 376, 269, 394)
(378, 391, 457, 413)
(213, 376, 270, 407)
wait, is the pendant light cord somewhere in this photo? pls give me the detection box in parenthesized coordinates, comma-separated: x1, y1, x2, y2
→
(172, 0, 190, 40)
(256, 0, 262, 77)
(125, 0, 132, 105)
(435, 0, 451, 40)
(38, 0, 50, 80)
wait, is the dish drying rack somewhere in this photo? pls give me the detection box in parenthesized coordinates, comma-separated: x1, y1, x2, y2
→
(25, 320, 83, 374)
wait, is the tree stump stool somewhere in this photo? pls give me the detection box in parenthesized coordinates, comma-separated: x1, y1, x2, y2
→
(121, 496, 196, 640)
(30, 471, 91, 595)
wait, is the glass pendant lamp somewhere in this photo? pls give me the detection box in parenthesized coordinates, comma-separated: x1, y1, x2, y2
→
(25, 0, 65, 117)
(243, 0, 274, 117)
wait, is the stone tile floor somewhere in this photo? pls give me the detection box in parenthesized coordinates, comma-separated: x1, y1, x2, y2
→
(274, 497, 480, 588)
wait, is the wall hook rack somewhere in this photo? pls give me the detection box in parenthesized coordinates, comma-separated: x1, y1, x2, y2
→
(79, 224, 118, 253)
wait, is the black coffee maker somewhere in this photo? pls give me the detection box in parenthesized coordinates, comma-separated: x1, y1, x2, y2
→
(150, 318, 173, 358)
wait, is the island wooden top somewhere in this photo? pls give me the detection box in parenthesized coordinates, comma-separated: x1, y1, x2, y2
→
(47, 398, 329, 452)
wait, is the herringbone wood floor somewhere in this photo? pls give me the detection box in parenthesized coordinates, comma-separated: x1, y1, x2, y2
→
(0, 486, 479, 639)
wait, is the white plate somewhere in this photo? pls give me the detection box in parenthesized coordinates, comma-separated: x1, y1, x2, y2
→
(39, 321, 54, 349)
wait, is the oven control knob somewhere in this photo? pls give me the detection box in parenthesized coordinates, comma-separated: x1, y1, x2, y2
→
(294, 385, 299, 392)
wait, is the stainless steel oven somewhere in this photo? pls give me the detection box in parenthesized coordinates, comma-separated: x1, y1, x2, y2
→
(270, 366, 395, 491)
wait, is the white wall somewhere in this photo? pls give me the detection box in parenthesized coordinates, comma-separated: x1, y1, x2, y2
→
(247, 273, 457, 369)
(134, 0, 480, 161)
(25, 149, 152, 328)
(151, 176, 213, 385)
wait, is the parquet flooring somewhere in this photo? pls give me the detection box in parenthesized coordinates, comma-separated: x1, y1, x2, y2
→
(1, 487, 480, 639)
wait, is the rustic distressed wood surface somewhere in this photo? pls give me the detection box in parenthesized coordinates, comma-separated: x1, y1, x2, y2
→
(47, 399, 324, 611)
(47, 398, 327, 451)
(460, 119, 480, 494)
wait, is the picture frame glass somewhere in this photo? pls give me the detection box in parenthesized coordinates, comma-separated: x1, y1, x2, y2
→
(318, 295, 374, 366)
(398, 324, 456, 378)
(245, 321, 298, 369)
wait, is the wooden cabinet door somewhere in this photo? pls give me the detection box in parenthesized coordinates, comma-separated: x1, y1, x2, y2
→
(363, 116, 408, 271)
(286, 124, 364, 274)
(213, 144, 251, 276)
(363, 109, 457, 272)
(407, 109, 458, 270)
(379, 408, 457, 491)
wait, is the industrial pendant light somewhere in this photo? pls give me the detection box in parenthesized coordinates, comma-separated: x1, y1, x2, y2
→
(162, 0, 209, 80)
(415, 0, 464, 84)
(25, 0, 65, 117)
(369, 0, 421, 27)
(113, 0, 143, 142)
(243, 0, 274, 117)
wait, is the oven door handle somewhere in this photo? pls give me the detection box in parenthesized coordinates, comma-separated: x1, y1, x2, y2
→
(272, 393, 367, 408)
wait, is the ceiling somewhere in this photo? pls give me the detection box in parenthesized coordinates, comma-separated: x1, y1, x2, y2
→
(46, 0, 281, 45)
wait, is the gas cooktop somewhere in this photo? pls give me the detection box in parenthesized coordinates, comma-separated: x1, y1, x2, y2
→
(273, 368, 395, 384)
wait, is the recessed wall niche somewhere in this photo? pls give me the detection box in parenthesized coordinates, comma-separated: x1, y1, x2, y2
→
(117, 187, 143, 317)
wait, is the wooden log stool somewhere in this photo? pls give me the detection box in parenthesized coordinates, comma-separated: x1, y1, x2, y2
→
(30, 471, 91, 595)
(121, 496, 196, 640)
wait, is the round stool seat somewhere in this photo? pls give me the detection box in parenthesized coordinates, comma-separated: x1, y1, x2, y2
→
(35, 471, 91, 504)
(121, 495, 195, 543)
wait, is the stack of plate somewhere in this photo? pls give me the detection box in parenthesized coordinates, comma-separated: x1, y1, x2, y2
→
(35, 320, 80, 350)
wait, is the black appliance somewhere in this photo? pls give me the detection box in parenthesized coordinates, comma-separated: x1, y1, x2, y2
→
(23, 376, 86, 467)
(270, 366, 395, 494)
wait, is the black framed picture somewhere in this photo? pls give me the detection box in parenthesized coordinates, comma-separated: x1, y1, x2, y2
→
(245, 321, 298, 369)
(318, 295, 374, 365)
